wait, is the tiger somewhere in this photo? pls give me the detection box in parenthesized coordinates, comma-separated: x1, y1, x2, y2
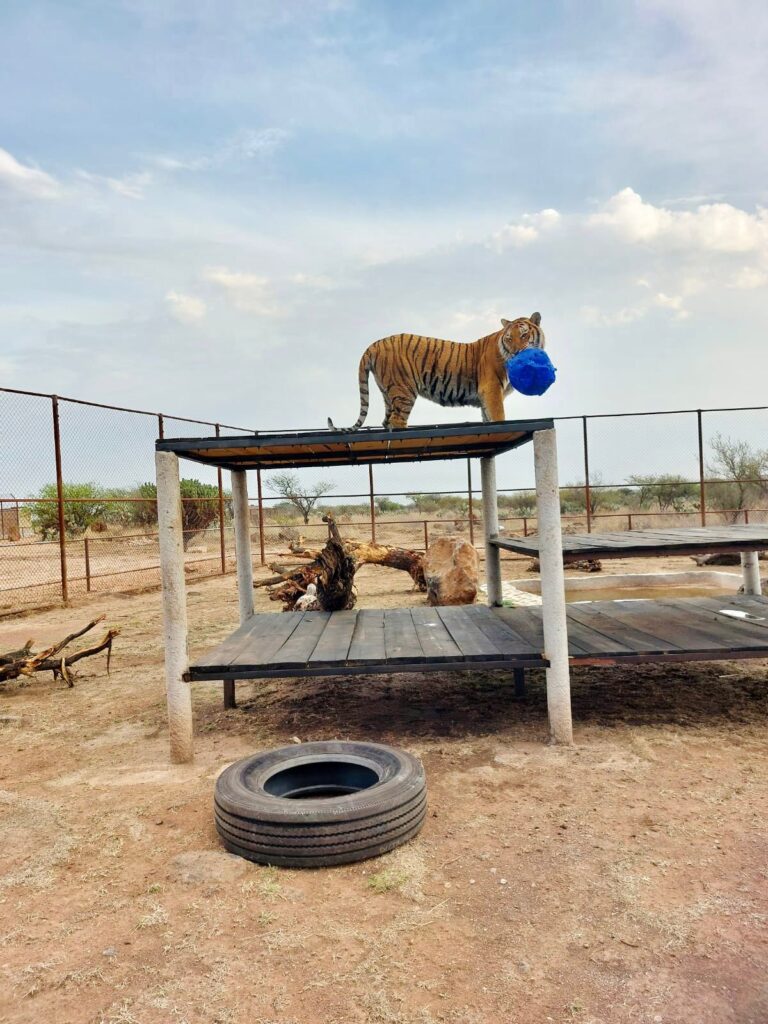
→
(328, 312, 544, 431)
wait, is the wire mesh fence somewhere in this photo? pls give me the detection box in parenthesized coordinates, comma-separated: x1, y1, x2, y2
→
(1, 387, 766, 613)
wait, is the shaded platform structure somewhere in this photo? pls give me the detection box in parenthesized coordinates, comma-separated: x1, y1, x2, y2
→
(495, 524, 768, 563)
(189, 597, 768, 682)
(155, 420, 766, 764)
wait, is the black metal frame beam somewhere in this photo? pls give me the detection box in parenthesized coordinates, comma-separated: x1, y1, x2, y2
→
(155, 418, 554, 470)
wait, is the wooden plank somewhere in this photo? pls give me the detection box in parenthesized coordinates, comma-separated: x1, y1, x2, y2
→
(465, 605, 540, 657)
(383, 609, 425, 663)
(308, 610, 359, 664)
(347, 609, 386, 663)
(193, 613, 280, 670)
(564, 602, 684, 654)
(230, 612, 307, 667)
(495, 525, 768, 561)
(435, 606, 506, 660)
(410, 606, 463, 659)
(657, 597, 768, 644)
(562, 609, 639, 655)
(594, 600, 735, 651)
(271, 611, 331, 667)
(495, 606, 598, 656)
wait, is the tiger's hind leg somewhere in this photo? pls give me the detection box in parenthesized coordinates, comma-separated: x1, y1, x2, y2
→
(382, 394, 394, 429)
(387, 392, 416, 429)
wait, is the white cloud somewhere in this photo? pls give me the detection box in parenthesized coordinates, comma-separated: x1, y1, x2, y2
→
(0, 147, 61, 200)
(166, 290, 207, 323)
(590, 187, 768, 253)
(580, 305, 645, 328)
(204, 266, 282, 315)
(77, 169, 154, 200)
(654, 292, 690, 320)
(151, 128, 290, 175)
(489, 208, 561, 251)
(729, 266, 768, 290)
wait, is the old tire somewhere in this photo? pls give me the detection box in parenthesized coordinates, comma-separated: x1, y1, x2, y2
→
(214, 740, 426, 868)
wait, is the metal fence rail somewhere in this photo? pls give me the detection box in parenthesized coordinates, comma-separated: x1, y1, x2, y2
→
(1, 387, 766, 613)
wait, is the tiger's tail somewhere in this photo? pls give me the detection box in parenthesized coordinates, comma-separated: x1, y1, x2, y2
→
(327, 351, 372, 432)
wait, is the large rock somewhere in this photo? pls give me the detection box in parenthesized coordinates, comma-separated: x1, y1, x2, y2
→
(425, 536, 479, 606)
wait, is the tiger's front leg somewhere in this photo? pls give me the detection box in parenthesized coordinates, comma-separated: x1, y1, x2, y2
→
(478, 381, 506, 423)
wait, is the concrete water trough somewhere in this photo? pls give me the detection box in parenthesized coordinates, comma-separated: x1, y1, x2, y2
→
(503, 570, 743, 606)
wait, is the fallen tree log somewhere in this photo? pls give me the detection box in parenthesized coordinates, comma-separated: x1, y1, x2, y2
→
(0, 615, 119, 687)
(261, 519, 427, 610)
(345, 540, 427, 591)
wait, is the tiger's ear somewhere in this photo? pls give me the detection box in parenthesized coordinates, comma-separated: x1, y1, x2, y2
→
(500, 319, 512, 328)
(530, 311, 541, 325)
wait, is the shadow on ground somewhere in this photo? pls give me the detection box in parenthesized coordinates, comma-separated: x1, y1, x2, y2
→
(196, 660, 768, 742)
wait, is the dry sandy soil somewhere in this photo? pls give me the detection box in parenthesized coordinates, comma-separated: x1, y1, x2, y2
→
(1, 560, 767, 1024)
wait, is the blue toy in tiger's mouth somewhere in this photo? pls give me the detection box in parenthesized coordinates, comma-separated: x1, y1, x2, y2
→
(506, 348, 557, 396)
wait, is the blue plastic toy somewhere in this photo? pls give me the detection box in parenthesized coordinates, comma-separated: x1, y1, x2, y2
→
(506, 348, 556, 396)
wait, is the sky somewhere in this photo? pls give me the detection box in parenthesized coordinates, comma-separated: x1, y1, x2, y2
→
(1, 0, 767, 498)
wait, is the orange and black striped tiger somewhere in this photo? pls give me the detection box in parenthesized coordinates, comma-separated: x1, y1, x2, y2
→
(328, 313, 544, 430)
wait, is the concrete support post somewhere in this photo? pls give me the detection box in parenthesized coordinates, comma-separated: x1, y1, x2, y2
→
(480, 456, 503, 606)
(231, 470, 254, 622)
(740, 551, 762, 595)
(155, 451, 193, 764)
(533, 428, 573, 745)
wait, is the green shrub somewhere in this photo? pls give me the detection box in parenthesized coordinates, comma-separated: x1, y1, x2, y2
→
(30, 483, 111, 539)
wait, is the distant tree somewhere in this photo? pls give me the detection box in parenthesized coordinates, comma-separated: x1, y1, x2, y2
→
(408, 493, 468, 515)
(627, 474, 697, 512)
(267, 472, 335, 525)
(375, 497, 406, 514)
(706, 434, 768, 522)
(560, 472, 610, 517)
(130, 479, 226, 548)
(30, 483, 110, 539)
(498, 491, 536, 517)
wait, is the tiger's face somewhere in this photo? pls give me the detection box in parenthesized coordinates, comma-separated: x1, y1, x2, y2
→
(499, 312, 544, 358)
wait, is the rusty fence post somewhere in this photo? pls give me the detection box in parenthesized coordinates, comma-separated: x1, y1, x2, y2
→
(157, 414, 164, 439)
(697, 409, 706, 525)
(423, 520, 429, 551)
(256, 468, 266, 565)
(84, 537, 91, 592)
(582, 415, 592, 534)
(467, 458, 474, 545)
(51, 396, 68, 603)
(369, 464, 376, 543)
(215, 424, 226, 574)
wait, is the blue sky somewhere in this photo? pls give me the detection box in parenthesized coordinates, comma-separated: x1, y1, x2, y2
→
(2, 0, 767, 495)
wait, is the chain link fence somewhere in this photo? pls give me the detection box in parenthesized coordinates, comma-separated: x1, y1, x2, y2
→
(2, 387, 766, 613)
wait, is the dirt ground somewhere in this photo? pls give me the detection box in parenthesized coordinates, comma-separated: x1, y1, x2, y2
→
(1, 559, 767, 1024)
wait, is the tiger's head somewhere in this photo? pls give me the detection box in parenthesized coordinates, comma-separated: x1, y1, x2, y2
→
(499, 312, 544, 358)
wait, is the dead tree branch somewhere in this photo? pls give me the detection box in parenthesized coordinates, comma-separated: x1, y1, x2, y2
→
(0, 616, 119, 687)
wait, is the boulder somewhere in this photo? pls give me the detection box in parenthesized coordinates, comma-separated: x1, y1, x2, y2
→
(425, 536, 479, 606)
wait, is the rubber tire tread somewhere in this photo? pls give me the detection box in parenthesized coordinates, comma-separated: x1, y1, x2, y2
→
(215, 794, 427, 853)
(215, 741, 424, 826)
(216, 813, 427, 868)
(213, 741, 427, 867)
(213, 787, 426, 842)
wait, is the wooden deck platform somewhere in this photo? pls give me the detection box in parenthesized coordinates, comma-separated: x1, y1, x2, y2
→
(187, 596, 768, 686)
(155, 418, 552, 471)
(494, 524, 768, 562)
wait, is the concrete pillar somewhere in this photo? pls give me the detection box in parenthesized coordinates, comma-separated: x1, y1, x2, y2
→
(155, 451, 194, 763)
(533, 428, 573, 745)
(231, 470, 254, 622)
(740, 551, 762, 595)
(480, 456, 503, 607)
